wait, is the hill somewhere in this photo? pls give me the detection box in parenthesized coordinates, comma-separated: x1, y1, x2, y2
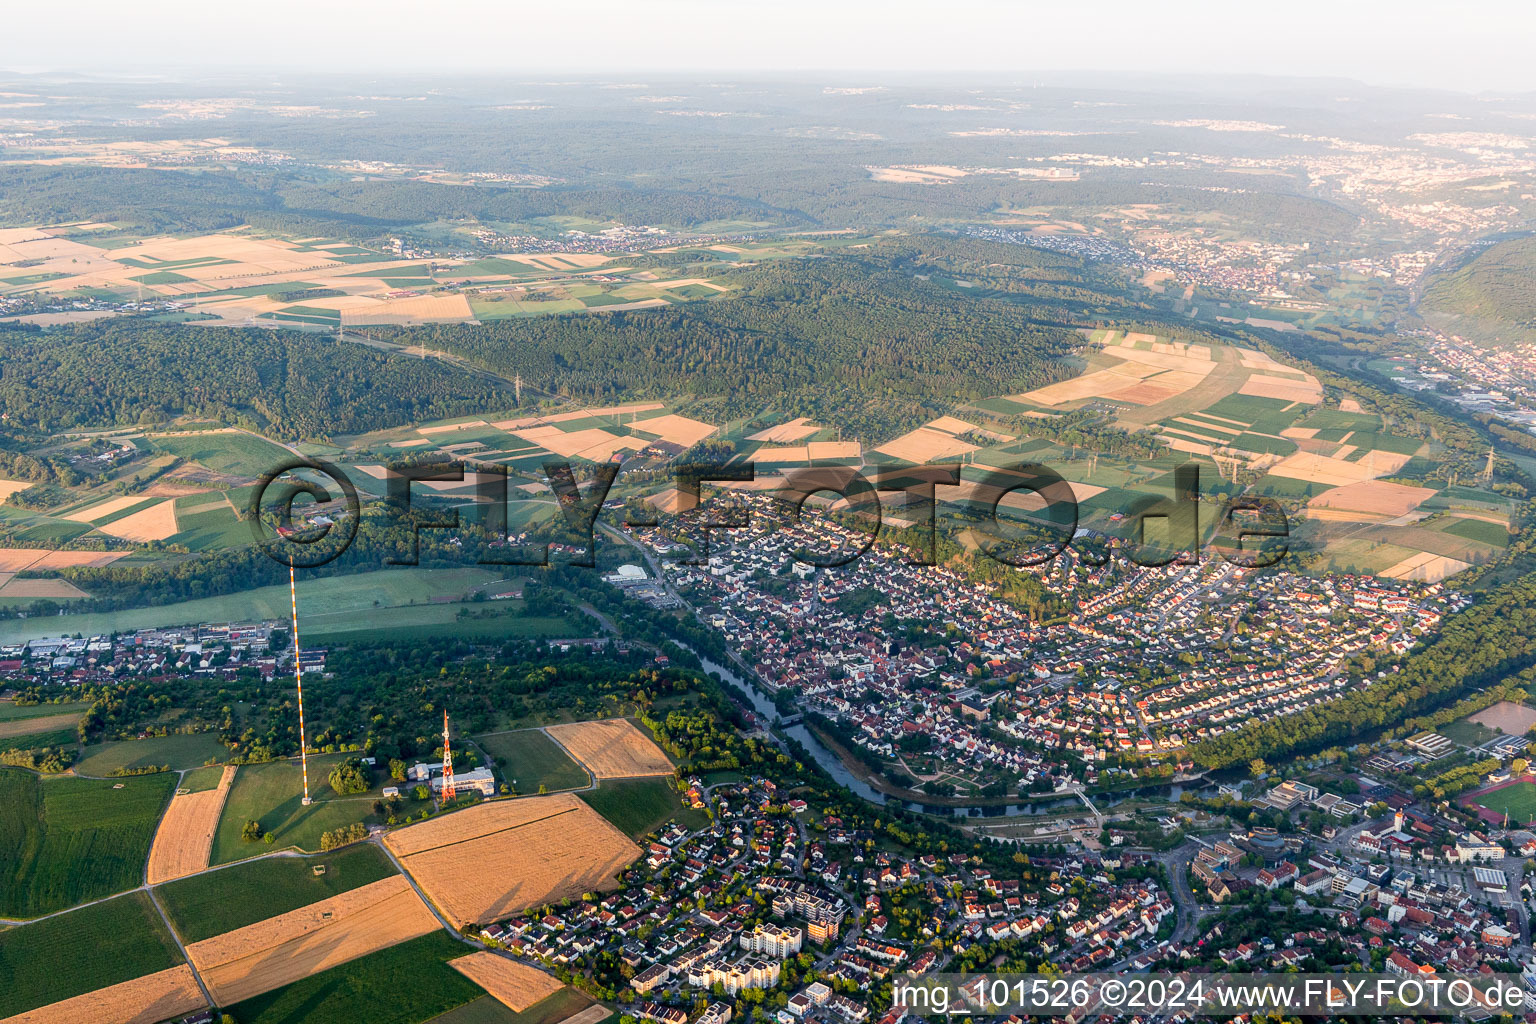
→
(1421, 235, 1536, 348)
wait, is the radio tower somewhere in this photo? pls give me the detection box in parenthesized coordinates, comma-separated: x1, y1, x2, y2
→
(289, 562, 312, 806)
(440, 709, 455, 802)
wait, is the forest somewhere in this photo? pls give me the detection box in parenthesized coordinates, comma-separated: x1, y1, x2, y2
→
(382, 250, 1082, 440)
(0, 320, 510, 437)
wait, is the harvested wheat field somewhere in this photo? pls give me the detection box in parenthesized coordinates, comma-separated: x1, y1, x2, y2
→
(874, 427, 978, 463)
(97, 500, 177, 542)
(450, 953, 563, 1011)
(61, 495, 147, 524)
(805, 441, 861, 460)
(1308, 480, 1438, 519)
(1238, 373, 1323, 404)
(341, 293, 473, 326)
(558, 1006, 614, 1024)
(515, 427, 623, 459)
(545, 720, 672, 778)
(147, 766, 237, 885)
(385, 793, 639, 928)
(1267, 451, 1411, 487)
(27, 550, 130, 570)
(0, 578, 88, 599)
(186, 874, 439, 1006)
(0, 966, 206, 1024)
(0, 479, 31, 502)
(0, 549, 127, 572)
(630, 413, 717, 448)
(491, 403, 665, 432)
(1380, 551, 1471, 583)
(748, 418, 820, 443)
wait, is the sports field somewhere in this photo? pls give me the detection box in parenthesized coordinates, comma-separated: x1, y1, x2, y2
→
(1467, 780, 1536, 824)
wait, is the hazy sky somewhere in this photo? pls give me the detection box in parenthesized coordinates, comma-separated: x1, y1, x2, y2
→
(3, 0, 1532, 94)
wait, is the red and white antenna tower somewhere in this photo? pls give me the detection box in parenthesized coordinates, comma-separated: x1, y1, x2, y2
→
(440, 709, 455, 802)
(289, 561, 312, 806)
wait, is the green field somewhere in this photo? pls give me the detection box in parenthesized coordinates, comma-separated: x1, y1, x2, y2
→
(1442, 516, 1512, 547)
(74, 732, 230, 775)
(0, 727, 78, 752)
(146, 430, 296, 476)
(210, 754, 387, 864)
(180, 764, 228, 792)
(475, 729, 590, 794)
(1439, 719, 1498, 748)
(579, 777, 699, 839)
(225, 932, 484, 1024)
(0, 700, 90, 723)
(0, 891, 185, 1017)
(434, 988, 602, 1024)
(305, 605, 579, 645)
(0, 768, 175, 917)
(1470, 781, 1536, 823)
(158, 842, 397, 942)
(0, 567, 506, 645)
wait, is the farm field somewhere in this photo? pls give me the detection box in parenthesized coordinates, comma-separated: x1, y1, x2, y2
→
(0, 892, 185, 1018)
(0, 966, 206, 1024)
(209, 753, 387, 864)
(304, 603, 580, 645)
(432, 987, 605, 1024)
(474, 728, 591, 794)
(158, 841, 398, 943)
(0, 768, 175, 917)
(580, 776, 699, 838)
(544, 719, 672, 779)
(449, 953, 563, 1011)
(0, 710, 82, 740)
(383, 793, 639, 928)
(0, 566, 505, 645)
(186, 874, 441, 1006)
(73, 732, 230, 775)
(222, 931, 486, 1024)
(0, 700, 90, 723)
(146, 429, 295, 476)
(145, 764, 237, 884)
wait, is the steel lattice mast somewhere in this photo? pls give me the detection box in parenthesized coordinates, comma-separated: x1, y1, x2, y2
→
(289, 562, 312, 806)
(441, 709, 455, 802)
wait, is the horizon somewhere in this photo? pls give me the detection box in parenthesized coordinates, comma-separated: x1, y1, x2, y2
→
(1, 0, 1533, 94)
